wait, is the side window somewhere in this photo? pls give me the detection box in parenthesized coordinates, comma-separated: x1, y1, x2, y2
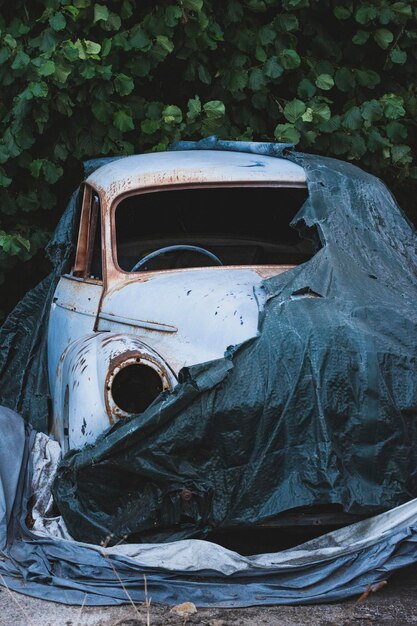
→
(72, 186, 103, 280)
(88, 193, 102, 280)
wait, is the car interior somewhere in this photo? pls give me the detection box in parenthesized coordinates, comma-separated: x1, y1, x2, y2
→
(113, 186, 318, 273)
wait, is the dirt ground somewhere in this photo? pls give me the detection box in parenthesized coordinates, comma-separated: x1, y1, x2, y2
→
(1, 562, 417, 626)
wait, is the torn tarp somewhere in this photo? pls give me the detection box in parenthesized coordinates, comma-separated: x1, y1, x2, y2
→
(3, 406, 417, 607)
(52, 140, 417, 545)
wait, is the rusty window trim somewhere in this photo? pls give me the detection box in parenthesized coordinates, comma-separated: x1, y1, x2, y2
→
(72, 183, 103, 283)
(72, 184, 91, 277)
(106, 180, 308, 284)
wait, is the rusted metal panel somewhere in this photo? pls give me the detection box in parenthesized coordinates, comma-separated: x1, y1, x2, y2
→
(47, 276, 102, 394)
(50, 332, 176, 450)
(86, 150, 306, 202)
(98, 267, 276, 375)
(48, 150, 306, 448)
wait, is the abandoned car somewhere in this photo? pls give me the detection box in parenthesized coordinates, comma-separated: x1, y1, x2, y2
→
(2, 139, 417, 543)
(48, 150, 313, 451)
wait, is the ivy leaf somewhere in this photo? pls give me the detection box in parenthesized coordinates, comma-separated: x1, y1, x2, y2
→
(43, 161, 63, 184)
(352, 30, 370, 45)
(113, 110, 135, 131)
(276, 14, 299, 32)
(312, 103, 331, 121)
(284, 99, 306, 123)
(258, 26, 276, 45)
(355, 69, 380, 89)
(29, 81, 48, 98)
(64, 5, 80, 18)
(29, 159, 43, 178)
(0, 232, 30, 255)
(187, 96, 202, 121)
(279, 49, 301, 69)
(255, 46, 267, 62)
(49, 13, 67, 31)
(335, 67, 355, 92)
(183, 0, 204, 10)
(165, 6, 182, 26)
(141, 119, 160, 134)
(301, 107, 313, 122)
(361, 100, 383, 122)
(156, 35, 174, 54)
(264, 56, 283, 79)
(319, 115, 341, 133)
(381, 94, 405, 119)
(38, 60, 55, 77)
(203, 100, 225, 118)
(162, 104, 183, 124)
(11, 51, 30, 70)
(374, 29, 394, 50)
(103, 12, 121, 31)
(391, 2, 412, 16)
(54, 63, 71, 83)
(342, 106, 363, 131)
(390, 48, 407, 64)
(74, 39, 101, 59)
(85, 40, 101, 55)
(114, 74, 134, 96)
(130, 27, 151, 50)
(248, 68, 266, 91)
(367, 128, 390, 153)
(92, 100, 112, 123)
(334, 6, 351, 19)
(348, 136, 367, 159)
(315, 74, 334, 90)
(386, 121, 408, 142)
(224, 69, 248, 91)
(355, 6, 377, 24)
(297, 78, 316, 98)
(0, 169, 12, 187)
(4, 34, 17, 49)
(274, 123, 300, 144)
(391, 144, 412, 164)
(94, 4, 109, 22)
(198, 64, 211, 84)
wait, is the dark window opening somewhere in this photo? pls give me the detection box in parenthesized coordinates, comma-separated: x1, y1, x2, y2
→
(89, 193, 103, 280)
(115, 186, 317, 272)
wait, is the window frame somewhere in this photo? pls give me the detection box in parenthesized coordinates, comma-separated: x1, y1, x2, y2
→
(108, 180, 308, 283)
(72, 183, 103, 283)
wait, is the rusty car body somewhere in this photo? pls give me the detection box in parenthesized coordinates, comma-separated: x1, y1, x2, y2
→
(47, 150, 311, 451)
(38, 140, 417, 539)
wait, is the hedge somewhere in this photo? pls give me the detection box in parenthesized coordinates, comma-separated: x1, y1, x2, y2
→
(0, 0, 416, 318)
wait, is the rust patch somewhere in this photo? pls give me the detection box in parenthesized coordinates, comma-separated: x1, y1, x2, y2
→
(104, 349, 173, 425)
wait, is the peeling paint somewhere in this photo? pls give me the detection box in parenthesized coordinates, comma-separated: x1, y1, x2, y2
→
(47, 150, 306, 450)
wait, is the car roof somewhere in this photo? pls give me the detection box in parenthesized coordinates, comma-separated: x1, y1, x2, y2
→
(86, 150, 306, 201)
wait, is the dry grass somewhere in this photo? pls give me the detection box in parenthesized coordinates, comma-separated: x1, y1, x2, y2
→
(100, 534, 152, 625)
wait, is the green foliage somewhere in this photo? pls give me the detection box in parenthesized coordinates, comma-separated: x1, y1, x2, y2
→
(0, 0, 416, 318)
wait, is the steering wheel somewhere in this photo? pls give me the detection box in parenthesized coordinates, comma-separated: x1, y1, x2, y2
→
(130, 245, 223, 272)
